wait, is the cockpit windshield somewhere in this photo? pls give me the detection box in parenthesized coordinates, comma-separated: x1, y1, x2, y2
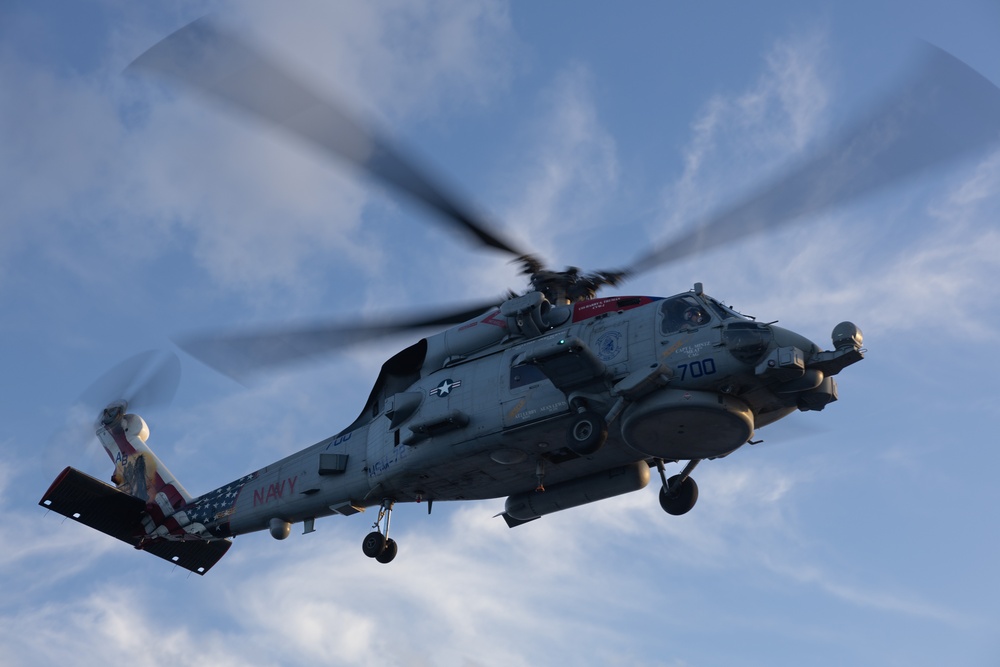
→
(659, 295, 711, 334)
(704, 297, 738, 321)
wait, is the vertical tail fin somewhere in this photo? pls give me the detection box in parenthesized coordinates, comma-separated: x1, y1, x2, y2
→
(40, 409, 232, 575)
(97, 410, 193, 518)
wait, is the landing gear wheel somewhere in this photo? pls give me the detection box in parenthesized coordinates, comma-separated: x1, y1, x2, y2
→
(566, 409, 608, 456)
(376, 538, 398, 564)
(362, 531, 386, 558)
(659, 474, 699, 516)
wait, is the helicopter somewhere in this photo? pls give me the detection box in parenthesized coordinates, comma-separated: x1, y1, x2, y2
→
(39, 19, 1000, 574)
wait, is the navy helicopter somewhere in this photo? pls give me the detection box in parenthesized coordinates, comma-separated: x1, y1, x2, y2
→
(40, 19, 1000, 573)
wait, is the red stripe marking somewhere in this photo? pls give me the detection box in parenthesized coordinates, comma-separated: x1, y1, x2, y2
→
(571, 296, 659, 323)
(162, 484, 186, 510)
(163, 516, 184, 536)
(146, 502, 165, 524)
(110, 428, 138, 456)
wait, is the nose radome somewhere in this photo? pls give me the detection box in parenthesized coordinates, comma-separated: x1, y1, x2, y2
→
(769, 326, 821, 357)
(721, 321, 773, 365)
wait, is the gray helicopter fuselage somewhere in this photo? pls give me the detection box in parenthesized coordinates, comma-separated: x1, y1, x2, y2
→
(197, 287, 862, 539)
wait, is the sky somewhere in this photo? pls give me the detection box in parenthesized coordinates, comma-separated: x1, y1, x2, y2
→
(2, 1, 1000, 665)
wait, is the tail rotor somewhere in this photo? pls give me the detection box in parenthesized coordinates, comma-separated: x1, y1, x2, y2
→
(47, 350, 181, 475)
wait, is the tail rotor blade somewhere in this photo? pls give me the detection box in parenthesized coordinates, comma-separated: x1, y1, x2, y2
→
(127, 351, 182, 412)
(46, 350, 182, 475)
(77, 350, 160, 415)
(77, 350, 182, 416)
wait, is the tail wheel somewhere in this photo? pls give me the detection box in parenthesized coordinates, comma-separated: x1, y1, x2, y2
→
(567, 409, 608, 456)
(659, 474, 698, 515)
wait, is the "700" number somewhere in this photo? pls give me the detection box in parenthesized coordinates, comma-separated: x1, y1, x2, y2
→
(677, 358, 716, 380)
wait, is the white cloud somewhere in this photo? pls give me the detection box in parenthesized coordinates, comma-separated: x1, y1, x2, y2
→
(365, 58, 623, 309)
(762, 556, 974, 625)
(643, 29, 1000, 346)
(657, 32, 832, 242)
(753, 33, 831, 153)
(935, 148, 1000, 215)
(0, 2, 517, 303)
(6, 443, 968, 667)
(500, 63, 620, 260)
(716, 147, 1000, 341)
(234, 0, 514, 123)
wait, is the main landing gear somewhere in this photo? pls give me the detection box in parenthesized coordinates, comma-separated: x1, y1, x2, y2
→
(654, 459, 700, 516)
(362, 499, 398, 564)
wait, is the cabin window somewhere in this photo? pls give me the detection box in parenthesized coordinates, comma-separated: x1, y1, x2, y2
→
(510, 363, 547, 389)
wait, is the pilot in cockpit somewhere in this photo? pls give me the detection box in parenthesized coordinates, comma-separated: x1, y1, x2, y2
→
(661, 296, 711, 334)
(683, 306, 708, 328)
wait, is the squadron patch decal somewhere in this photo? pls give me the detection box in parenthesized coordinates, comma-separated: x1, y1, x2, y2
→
(596, 331, 623, 361)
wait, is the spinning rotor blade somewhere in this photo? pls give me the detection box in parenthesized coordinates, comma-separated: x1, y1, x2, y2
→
(626, 43, 1000, 277)
(128, 17, 530, 259)
(174, 300, 501, 381)
(77, 350, 182, 416)
(46, 350, 181, 473)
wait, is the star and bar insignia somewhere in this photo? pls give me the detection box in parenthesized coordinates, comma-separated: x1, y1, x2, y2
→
(430, 378, 461, 397)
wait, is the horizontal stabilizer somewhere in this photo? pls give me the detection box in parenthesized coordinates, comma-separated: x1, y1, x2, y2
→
(40, 467, 230, 575)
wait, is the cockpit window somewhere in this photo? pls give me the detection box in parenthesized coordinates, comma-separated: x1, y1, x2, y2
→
(660, 295, 711, 334)
(705, 298, 737, 321)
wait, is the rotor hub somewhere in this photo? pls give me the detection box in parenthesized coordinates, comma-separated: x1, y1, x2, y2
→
(100, 400, 128, 426)
(516, 255, 628, 304)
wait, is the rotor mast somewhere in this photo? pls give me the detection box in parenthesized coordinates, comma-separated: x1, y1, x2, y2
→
(517, 255, 627, 305)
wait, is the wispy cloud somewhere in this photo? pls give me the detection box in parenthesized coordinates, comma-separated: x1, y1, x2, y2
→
(645, 29, 1000, 345)
(0, 2, 517, 305)
(235, 0, 515, 123)
(7, 446, 971, 666)
(500, 63, 620, 264)
(720, 147, 1000, 340)
(408, 59, 623, 303)
(657, 31, 831, 243)
(762, 556, 975, 625)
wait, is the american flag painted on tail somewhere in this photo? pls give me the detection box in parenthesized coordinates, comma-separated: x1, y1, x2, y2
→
(39, 409, 237, 574)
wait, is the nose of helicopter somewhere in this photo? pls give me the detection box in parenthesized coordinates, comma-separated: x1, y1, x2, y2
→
(769, 325, 821, 357)
(752, 325, 823, 388)
(721, 321, 824, 367)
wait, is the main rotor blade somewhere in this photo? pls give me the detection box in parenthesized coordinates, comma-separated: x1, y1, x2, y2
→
(174, 300, 501, 381)
(626, 43, 1000, 277)
(127, 17, 529, 258)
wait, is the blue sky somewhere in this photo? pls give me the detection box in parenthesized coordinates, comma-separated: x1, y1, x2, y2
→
(3, 1, 1000, 665)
